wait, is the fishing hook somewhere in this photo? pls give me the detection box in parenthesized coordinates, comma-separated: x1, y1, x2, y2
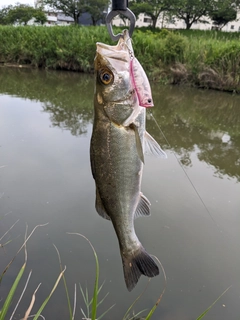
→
(106, 0, 136, 41)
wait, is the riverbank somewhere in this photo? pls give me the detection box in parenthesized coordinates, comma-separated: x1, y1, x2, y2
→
(0, 25, 240, 92)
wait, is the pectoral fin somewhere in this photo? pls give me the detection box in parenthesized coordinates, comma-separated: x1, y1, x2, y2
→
(134, 193, 151, 219)
(144, 131, 167, 158)
(95, 188, 111, 221)
(130, 123, 144, 164)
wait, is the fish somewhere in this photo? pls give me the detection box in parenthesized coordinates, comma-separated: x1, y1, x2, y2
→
(90, 30, 166, 291)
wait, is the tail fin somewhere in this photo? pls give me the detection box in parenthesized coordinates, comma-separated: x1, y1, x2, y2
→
(121, 247, 159, 291)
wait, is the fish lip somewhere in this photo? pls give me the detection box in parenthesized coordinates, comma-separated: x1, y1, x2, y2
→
(96, 41, 129, 62)
(96, 42, 112, 50)
(96, 42, 121, 52)
(96, 42, 110, 49)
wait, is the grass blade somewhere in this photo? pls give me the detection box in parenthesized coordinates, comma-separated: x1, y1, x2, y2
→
(9, 270, 33, 320)
(0, 262, 26, 320)
(32, 266, 66, 320)
(22, 283, 41, 320)
(145, 256, 167, 320)
(123, 278, 150, 320)
(72, 284, 77, 320)
(97, 303, 115, 320)
(0, 220, 19, 242)
(196, 285, 232, 320)
(128, 309, 148, 320)
(53, 244, 73, 320)
(80, 285, 90, 318)
(67, 233, 99, 320)
(92, 257, 99, 320)
(0, 223, 48, 283)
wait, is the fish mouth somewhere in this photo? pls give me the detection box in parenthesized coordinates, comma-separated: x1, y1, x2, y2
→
(96, 38, 131, 63)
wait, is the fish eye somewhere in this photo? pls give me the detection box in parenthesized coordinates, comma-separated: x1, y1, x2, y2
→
(99, 69, 113, 85)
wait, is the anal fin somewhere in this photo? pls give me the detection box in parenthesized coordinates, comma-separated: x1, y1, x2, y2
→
(134, 193, 151, 218)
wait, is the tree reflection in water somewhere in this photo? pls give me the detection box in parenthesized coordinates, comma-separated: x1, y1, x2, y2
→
(0, 68, 239, 181)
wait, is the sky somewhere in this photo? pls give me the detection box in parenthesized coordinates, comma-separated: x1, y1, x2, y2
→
(0, 0, 35, 7)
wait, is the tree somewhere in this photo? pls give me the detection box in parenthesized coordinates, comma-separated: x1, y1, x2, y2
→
(33, 8, 47, 25)
(81, 0, 109, 25)
(129, 0, 174, 29)
(0, 3, 47, 25)
(0, 5, 13, 25)
(170, 0, 214, 29)
(43, 0, 81, 24)
(210, 0, 237, 30)
(7, 4, 36, 25)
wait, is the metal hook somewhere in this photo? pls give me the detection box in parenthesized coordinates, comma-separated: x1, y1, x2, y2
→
(106, 7, 136, 41)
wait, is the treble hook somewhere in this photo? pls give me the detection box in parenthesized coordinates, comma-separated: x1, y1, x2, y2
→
(106, 0, 136, 41)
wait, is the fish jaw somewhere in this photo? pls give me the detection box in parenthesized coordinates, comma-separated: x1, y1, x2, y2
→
(94, 32, 141, 126)
(94, 52, 139, 126)
(95, 34, 133, 103)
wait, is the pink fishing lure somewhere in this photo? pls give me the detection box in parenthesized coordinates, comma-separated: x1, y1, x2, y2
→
(130, 58, 154, 108)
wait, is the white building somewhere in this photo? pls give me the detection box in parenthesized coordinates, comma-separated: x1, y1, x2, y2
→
(113, 12, 240, 32)
(23, 10, 74, 26)
(33, 0, 74, 25)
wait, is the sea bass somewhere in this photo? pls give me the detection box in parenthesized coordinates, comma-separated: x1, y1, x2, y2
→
(90, 30, 166, 291)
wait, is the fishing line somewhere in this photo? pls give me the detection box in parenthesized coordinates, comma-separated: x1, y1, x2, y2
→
(149, 111, 222, 231)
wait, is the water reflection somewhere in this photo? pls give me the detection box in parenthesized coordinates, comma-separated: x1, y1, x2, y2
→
(0, 68, 93, 136)
(0, 68, 239, 182)
(0, 68, 239, 320)
(149, 84, 240, 182)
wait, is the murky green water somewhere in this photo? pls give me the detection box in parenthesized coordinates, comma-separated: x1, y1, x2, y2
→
(0, 68, 239, 320)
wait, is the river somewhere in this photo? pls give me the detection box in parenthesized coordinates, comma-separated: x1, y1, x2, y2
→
(0, 68, 239, 320)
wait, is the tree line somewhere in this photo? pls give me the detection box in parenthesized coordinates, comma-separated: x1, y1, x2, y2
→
(0, 0, 239, 30)
(0, 3, 47, 25)
(130, 0, 240, 29)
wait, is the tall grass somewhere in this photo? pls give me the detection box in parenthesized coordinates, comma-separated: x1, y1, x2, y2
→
(0, 26, 111, 72)
(0, 25, 240, 91)
(0, 222, 64, 320)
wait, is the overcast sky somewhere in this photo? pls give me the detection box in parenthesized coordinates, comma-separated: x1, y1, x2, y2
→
(1, 0, 35, 7)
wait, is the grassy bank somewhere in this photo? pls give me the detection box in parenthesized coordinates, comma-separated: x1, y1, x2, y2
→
(0, 25, 240, 92)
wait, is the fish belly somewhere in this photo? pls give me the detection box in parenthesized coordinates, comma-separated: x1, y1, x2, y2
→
(91, 119, 142, 223)
(90, 117, 159, 291)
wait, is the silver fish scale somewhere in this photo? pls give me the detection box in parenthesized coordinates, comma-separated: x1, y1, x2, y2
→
(91, 116, 143, 253)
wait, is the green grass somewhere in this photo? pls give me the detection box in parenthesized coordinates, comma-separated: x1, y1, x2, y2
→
(0, 222, 63, 320)
(0, 220, 232, 319)
(196, 286, 232, 320)
(0, 25, 240, 91)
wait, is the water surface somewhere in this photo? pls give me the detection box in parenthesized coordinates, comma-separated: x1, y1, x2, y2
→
(0, 68, 239, 320)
